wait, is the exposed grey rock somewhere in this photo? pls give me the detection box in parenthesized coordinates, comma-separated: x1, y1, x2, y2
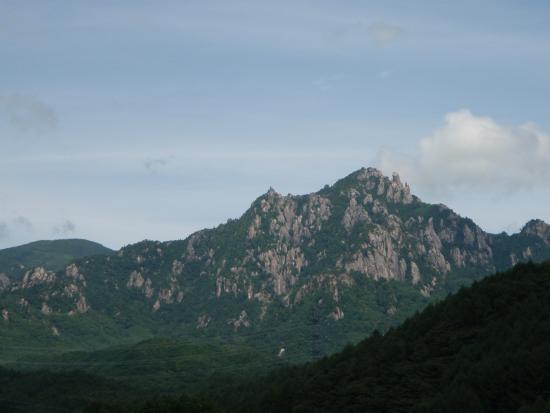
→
(127, 270, 145, 288)
(197, 314, 211, 329)
(229, 310, 251, 329)
(522, 219, 550, 243)
(41, 302, 52, 315)
(75, 295, 89, 313)
(410, 262, 421, 284)
(329, 306, 344, 321)
(0, 273, 10, 292)
(65, 264, 84, 281)
(342, 194, 370, 232)
(21, 267, 56, 288)
(171, 260, 184, 275)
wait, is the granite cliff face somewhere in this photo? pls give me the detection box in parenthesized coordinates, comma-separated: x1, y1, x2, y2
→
(1, 168, 549, 359)
(522, 219, 550, 243)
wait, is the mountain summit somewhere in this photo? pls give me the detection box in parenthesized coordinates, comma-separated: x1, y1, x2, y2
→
(521, 219, 550, 242)
(1, 168, 549, 360)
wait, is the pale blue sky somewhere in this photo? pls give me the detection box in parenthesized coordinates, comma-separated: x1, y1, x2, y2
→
(1, 0, 550, 248)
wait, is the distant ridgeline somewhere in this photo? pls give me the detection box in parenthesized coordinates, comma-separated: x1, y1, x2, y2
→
(0, 239, 113, 281)
(1, 168, 550, 363)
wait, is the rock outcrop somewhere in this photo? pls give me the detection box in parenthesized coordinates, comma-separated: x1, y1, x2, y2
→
(522, 219, 550, 243)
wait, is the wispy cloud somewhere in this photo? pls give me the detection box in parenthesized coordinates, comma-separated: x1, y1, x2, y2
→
(53, 220, 76, 235)
(12, 216, 33, 231)
(312, 74, 344, 91)
(0, 216, 33, 244)
(68, 3, 411, 56)
(0, 94, 57, 136)
(143, 157, 171, 173)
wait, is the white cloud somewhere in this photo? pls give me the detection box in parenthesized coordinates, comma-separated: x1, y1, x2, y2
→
(378, 109, 550, 194)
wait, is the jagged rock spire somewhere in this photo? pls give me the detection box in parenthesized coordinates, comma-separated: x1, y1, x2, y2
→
(521, 219, 550, 242)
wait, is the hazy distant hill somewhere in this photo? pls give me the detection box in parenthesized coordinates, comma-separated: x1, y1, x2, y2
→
(0, 239, 113, 281)
(1, 168, 549, 362)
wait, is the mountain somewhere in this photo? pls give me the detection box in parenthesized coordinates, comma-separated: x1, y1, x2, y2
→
(0, 239, 114, 282)
(1, 168, 550, 361)
(215, 260, 550, 413)
(2, 261, 549, 412)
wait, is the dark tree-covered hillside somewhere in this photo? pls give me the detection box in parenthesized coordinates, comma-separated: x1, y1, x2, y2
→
(212, 261, 550, 412)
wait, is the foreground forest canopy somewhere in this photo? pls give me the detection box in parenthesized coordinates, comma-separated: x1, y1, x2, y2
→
(1, 261, 549, 412)
(217, 260, 550, 412)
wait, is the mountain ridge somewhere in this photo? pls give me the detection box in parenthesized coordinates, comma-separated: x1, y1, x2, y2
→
(1, 167, 549, 361)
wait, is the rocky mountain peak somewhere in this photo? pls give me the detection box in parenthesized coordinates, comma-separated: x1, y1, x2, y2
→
(345, 167, 384, 185)
(339, 167, 414, 205)
(266, 186, 279, 197)
(521, 219, 550, 243)
(391, 171, 402, 186)
(2, 168, 550, 361)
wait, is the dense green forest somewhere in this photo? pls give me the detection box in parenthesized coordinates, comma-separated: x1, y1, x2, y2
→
(12, 338, 283, 394)
(1, 261, 550, 412)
